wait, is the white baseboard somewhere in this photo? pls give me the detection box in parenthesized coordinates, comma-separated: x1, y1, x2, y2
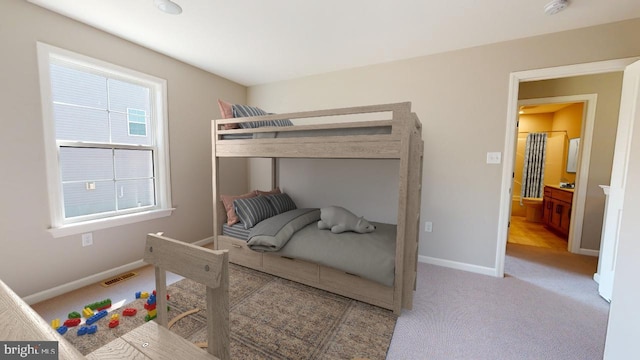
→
(418, 255, 498, 277)
(593, 273, 600, 284)
(22, 259, 146, 305)
(22, 236, 216, 305)
(575, 248, 600, 257)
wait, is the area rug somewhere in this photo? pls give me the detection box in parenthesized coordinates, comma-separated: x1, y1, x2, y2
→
(61, 263, 397, 359)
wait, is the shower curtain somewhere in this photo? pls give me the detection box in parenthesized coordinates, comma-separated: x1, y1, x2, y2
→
(521, 132, 547, 200)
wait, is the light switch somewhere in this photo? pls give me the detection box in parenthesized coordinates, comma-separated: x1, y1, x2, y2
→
(486, 152, 502, 164)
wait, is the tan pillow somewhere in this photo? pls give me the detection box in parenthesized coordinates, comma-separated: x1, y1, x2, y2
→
(220, 191, 257, 225)
(217, 99, 238, 130)
(255, 187, 281, 196)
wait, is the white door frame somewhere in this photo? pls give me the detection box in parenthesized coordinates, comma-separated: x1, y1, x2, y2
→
(495, 57, 640, 277)
(516, 95, 597, 255)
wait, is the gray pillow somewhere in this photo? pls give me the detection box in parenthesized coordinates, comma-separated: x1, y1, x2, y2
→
(232, 104, 293, 128)
(234, 195, 277, 229)
(232, 104, 270, 129)
(266, 193, 297, 214)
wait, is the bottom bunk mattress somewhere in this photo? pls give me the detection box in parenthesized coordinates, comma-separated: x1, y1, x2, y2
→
(227, 208, 396, 287)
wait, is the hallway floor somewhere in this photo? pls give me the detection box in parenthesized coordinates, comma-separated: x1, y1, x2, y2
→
(508, 215, 568, 250)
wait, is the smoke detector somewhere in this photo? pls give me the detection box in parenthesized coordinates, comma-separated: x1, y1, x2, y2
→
(154, 0, 182, 15)
(544, 0, 569, 15)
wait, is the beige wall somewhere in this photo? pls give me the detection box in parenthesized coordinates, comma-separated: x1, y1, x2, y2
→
(248, 18, 640, 269)
(519, 73, 624, 250)
(0, 0, 247, 297)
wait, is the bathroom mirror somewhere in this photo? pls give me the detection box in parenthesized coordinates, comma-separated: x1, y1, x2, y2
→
(566, 138, 580, 173)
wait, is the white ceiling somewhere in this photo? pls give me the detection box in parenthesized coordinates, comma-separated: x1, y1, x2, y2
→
(28, 0, 640, 86)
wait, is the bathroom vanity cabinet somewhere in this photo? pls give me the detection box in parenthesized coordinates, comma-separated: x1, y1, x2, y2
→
(543, 186, 574, 238)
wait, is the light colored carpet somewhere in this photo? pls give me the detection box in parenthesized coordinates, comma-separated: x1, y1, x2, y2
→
(387, 243, 609, 360)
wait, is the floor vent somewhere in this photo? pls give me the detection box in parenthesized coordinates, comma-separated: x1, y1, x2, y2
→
(100, 271, 137, 287)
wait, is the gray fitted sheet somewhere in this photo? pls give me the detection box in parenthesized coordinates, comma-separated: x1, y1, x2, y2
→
(274, 221, 396, 287)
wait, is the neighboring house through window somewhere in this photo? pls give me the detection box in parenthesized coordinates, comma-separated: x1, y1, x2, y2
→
(37, 43, 172, 237)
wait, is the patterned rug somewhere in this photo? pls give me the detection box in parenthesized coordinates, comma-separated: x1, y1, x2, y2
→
(62, 264, 397, 359)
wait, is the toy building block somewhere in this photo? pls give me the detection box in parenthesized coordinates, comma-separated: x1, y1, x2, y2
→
(85, 299, 112, 311)
(147, 309, 157, 318)
(108, 319, 119, 328)
(77, 327, 88, 336)
(144, 302, 156, 311)
(144, 313, 157, 322)
(135, 291, 141, 299)
(86, 325, 98, 334)
(152, 290, 170, 300)
(110, 313, 119, 321)
(51, 319, 60, 329)
(64, 318, 81, 327)
(140, 291, 149, 299)
(147, 294, 156, 305)
(86, 310, 108, 325)
(82, 307, 94, 318)
(56, 326, 68, 335)
(122, 308, 137, 316)
(68, 311, 81, 319)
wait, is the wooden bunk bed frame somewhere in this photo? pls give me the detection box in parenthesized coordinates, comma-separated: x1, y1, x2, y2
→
(211, 102, 423, 315)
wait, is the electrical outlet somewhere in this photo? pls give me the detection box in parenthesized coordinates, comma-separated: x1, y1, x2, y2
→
(425, 221, 433, 232)
(486, 152, 502, 164)
(82, 233, 93, 247)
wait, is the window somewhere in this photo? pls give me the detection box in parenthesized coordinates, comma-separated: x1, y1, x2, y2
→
(127, 108, 147, 136)
(37, 43, 172, 237)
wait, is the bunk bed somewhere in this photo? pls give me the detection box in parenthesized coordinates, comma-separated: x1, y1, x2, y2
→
(211, 102, 423, 315)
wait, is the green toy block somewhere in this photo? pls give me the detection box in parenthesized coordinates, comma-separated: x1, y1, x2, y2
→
(68, 311, 81, 319)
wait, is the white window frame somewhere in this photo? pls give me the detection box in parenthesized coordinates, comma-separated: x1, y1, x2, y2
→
(37, 43, 173, 238)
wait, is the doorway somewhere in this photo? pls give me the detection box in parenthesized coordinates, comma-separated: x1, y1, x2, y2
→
(495, 58, 639, 278)
(508, 98, 589, 252)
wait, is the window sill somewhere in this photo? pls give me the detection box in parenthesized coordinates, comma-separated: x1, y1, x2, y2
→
(48, 208, 175, 238)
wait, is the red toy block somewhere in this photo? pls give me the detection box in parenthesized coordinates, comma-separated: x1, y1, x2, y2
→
(152, 290, 170, 300)
(122, 308, 137, 316)
(96, 304, 112, 311)
(108, 319, 119, 328)
(63, 318, 81, 327)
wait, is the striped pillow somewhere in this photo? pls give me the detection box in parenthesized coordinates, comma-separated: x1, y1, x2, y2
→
(232, 104, 270, 129)
(232, 104, 293, 128)
(266, 193, 297, 214)
(234, 195, 277, 229)
(268, 114, 294, 127)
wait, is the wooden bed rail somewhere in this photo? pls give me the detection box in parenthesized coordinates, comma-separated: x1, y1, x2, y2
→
(213, 102, 412, 129)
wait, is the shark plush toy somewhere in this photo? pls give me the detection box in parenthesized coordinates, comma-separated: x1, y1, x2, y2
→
(317, 206, 376, 234)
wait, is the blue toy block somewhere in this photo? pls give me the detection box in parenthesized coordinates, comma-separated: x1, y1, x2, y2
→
(135, 291, 141, 299)
(147, 294, 156, 306)
(86, 310, 108, 325)
(56, 325, 68, 335)
(77, 327, 88, 336)
(87, 325, 97, 334)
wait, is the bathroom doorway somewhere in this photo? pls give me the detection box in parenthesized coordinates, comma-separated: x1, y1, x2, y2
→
(508, 98, 589, 252)
(495, 58, 635, 280)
